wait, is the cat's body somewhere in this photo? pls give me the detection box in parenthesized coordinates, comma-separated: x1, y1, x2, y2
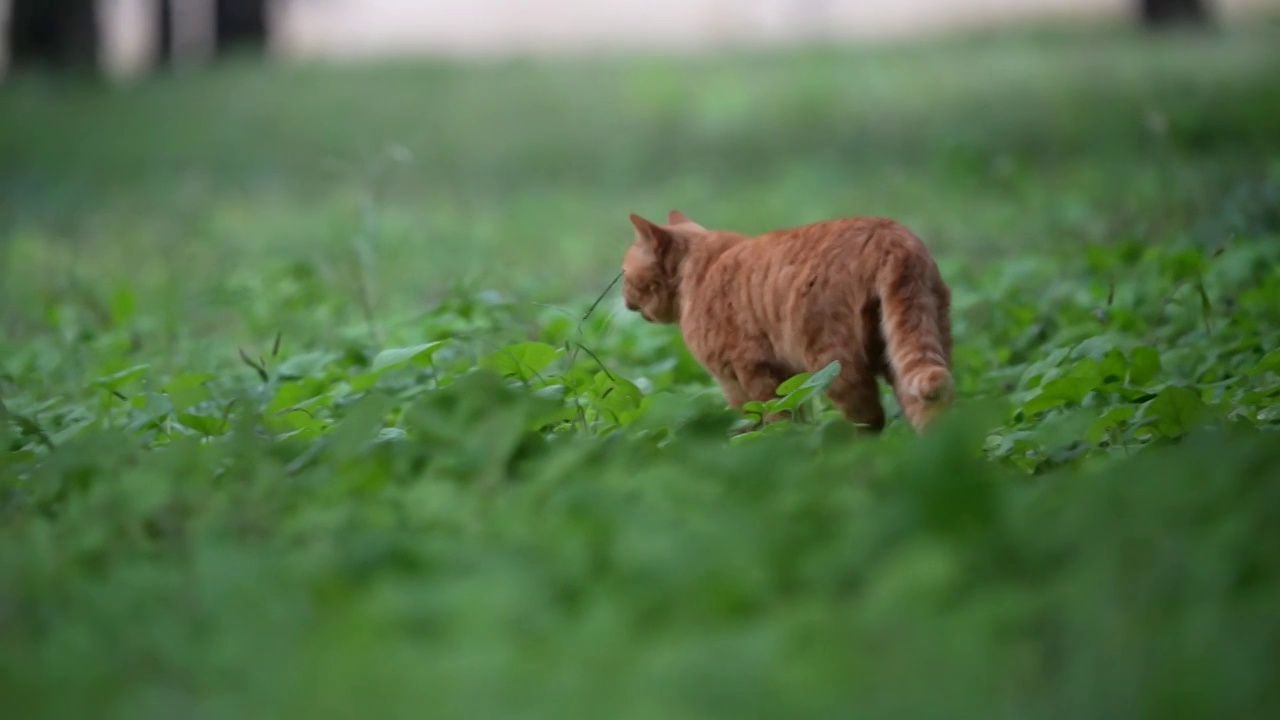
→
(621, 210, 953, 432)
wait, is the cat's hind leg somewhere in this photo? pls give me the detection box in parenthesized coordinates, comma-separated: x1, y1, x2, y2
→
(714, 374, 749, 411)
(727, 359, 794, 426)
(826, 360, 887, 433)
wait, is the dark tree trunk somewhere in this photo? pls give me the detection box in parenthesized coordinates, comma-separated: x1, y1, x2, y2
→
(158, 0, 175, 63)
(216, 0, 268, 54)
(8, 0, 99, 72)
(1139, 0, 1212, 27)
(156, 0, 268, 67)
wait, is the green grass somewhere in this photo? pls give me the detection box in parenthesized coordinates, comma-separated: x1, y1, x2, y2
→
(3, 20, 1280, 719)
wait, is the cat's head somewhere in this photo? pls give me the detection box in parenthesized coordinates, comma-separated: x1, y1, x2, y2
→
(621, 210, 705, 324)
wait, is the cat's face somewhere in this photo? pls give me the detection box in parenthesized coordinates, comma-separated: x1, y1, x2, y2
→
(622, 211, 701, 324)
(622, 240, 679, 324)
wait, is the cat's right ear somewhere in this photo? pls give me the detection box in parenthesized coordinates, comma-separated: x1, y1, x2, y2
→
(629, 213, 676, 255)
(667, 209, 706, 231)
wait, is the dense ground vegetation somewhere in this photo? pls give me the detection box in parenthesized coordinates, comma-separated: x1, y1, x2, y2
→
(3, 21, 1280, 719)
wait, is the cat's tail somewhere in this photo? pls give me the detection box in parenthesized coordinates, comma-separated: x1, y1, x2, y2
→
(877, 248, 954, 431)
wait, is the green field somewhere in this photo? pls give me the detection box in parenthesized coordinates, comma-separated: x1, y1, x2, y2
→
(3, 20, 1280, 719)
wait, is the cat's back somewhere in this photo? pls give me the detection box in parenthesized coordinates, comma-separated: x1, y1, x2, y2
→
(754, 215, 922, 252)
(724, 215, 927, 282)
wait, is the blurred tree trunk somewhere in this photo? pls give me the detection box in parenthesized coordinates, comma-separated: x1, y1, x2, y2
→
(8, 0, 98, 71)
(158, 0, 174, 63)
(1139, 0, 1212, 27)
(156, 0, 267, 67)
(216, 0, 268, 55)
(165, 0, 216, 67)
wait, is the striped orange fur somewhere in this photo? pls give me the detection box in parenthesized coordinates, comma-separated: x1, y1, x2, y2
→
(621, 209, 953, 432)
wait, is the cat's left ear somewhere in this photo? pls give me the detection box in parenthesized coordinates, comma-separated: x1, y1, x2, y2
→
(629, 213, 677, 255)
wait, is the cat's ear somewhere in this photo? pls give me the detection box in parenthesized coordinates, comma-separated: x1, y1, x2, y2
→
(629, 213, 677, 254)
(628, 213, 655, 233)
(667, 209, 706, 231)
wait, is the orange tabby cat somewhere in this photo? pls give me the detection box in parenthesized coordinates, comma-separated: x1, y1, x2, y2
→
(621, 209, 953, 432)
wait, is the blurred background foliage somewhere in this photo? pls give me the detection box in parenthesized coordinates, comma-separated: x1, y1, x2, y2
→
(3, 1, 1280, 718)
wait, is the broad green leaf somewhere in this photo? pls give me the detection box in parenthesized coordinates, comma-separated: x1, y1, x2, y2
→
(805, 360, 843, 392)
(594, 375, 643, 416)
(93, 364, 150, 392)
(266, 379, 329, 413)
(346, 371, 383, 393)
(1257, 405, 1280, 423)
(482, 342, 564, 382)
(1065, 358, 1103, 386)
(1020, 346, 1071, 388)
(1021, 362, 1102, 415)
(1099, 349, 1128, 385)
(1070, 336, 1121, 361)
(272, 406, 326, 434)
(532, 384, 568, 402)
(1021, 387, 1070, 416)
(1140, 386, 1205, 438)
(770, 361, 841, 412)
(1128, 346, 1162, 386)
(163, 374, 214, 412)
(1251, 348, 1280, 376)
(776, 371, 814, 396)
(177, 412, 227, 437)
(370, 341, 450, 373)
(375, 427, 408, 443)
(276, 352, 337, 380)
(1031, 408, 1094, 449)
(126, 392, 174, 431)
(1085, 405, 1137, 444)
